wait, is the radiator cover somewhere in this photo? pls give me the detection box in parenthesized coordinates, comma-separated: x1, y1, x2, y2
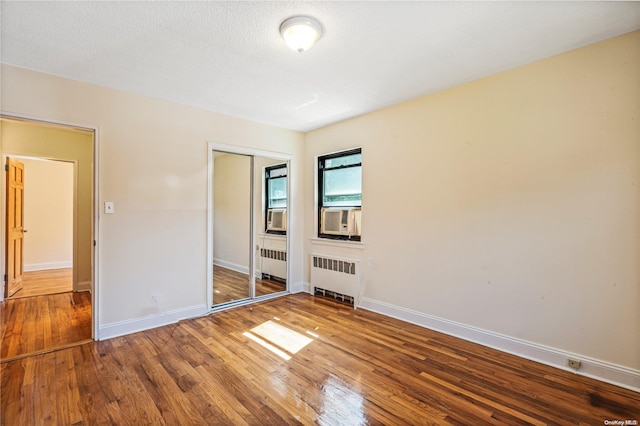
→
(310, 254, 360, 304)
(259, 248, 287, 281)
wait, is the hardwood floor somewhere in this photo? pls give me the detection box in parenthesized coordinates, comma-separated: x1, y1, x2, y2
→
(0, 291, 92, 361)
(2, 294, 638, 424)
(213, 266, 286, 305)
(256, 275, 287, 297)
(10, 268, 73, 298)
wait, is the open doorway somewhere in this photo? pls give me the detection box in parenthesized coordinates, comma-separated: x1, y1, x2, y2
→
(6, 157, 74, 298)
(0, 117, 95, 361)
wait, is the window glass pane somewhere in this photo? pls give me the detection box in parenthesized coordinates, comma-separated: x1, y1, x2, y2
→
(268, 166, 287, 178)
(325, 153, 361, 168)
(323, 166, 361, 207)
(268, 176, 287, 208)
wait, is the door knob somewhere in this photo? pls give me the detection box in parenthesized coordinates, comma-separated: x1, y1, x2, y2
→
(23, 229, 28, 233)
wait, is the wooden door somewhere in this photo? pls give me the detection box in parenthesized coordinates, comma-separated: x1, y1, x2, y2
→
(5, 157, 25, 297)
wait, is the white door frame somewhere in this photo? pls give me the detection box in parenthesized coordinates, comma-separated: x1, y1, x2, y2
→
(207, 141, 292, 310)
(0, 113, 100, 340)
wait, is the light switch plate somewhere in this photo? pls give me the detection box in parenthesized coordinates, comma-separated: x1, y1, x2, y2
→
(104, 201, 114, 214)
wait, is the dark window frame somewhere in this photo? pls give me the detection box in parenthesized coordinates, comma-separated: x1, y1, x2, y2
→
(317, 148, 362, 241)
(265, 163, 287, 235)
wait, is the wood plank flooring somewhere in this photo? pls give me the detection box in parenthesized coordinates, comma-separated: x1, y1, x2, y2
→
(213, 266, 286, 305)
(256, 276, 286, 297)
(1, 291, 92, 361)
(2, 293, 638, 425)
(9, 268, 73, 298)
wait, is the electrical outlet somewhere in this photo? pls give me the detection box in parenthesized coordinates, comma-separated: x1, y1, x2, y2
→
(567, 358, 582, 370)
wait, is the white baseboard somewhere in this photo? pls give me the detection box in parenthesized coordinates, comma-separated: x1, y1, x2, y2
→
(213, 259, 249, 275)
(357, 297, 640, 392)
(98, 304, 209, 341)
(290, 281, 310, 294)
(76, 281, 91, 292)
(24, 261, 72, 272)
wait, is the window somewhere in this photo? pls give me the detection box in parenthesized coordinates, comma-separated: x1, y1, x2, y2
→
(265, 164, 287, 234)
(318, 148, 362, 241)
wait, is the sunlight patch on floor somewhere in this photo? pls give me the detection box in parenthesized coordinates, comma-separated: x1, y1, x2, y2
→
(243, 331, 291, 360)
(244, 319, 315, 360)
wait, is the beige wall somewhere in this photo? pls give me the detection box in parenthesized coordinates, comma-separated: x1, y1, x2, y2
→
(213, 153, 251, 272)
(1, 29, 637, 378)
(1, 119, 93, 285)
(22, 158, 74, 270)
(305, 31, 640, 370)
(1, 64, 305, 327)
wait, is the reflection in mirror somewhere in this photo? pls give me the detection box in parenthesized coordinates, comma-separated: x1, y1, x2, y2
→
(254, 157, 288, 298)
(212, 152, 252, 305)
(212, 152, 288, 307)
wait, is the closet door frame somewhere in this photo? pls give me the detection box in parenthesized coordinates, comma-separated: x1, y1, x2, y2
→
(207, 141, 291, 311)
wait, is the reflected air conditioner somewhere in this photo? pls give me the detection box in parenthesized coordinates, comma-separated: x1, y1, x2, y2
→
(320, 207, 361, 237)
(267, 208, 287, 232)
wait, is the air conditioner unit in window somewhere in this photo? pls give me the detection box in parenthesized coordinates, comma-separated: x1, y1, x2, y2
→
(321, 207, 361, 237)
(267, 208, 287, 232)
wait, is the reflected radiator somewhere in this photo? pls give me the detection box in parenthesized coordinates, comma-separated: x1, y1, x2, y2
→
(259, 248, 287, 282)
(310, 254, 360, 305)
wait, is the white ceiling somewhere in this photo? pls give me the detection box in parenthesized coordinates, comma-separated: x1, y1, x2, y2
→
(2, 1, 639, 132)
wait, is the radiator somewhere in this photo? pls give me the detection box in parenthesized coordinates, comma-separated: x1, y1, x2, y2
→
(259, 248, 287, 281)
(310, 253, 360, 305)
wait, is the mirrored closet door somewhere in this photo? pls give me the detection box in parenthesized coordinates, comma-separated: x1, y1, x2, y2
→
(211, 150, 288, 308)
(212, 152, 252, 305)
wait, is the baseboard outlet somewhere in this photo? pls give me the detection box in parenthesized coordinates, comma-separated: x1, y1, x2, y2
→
(98, 304, 209, 341)
(359, 297, 640, 392)
(76, 281, 91, 292)
(24, 261, 72, 272)
(213, 259, 249, 275)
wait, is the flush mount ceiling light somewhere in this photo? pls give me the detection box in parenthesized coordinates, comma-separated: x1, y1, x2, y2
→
(280, 16, 322, 53)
